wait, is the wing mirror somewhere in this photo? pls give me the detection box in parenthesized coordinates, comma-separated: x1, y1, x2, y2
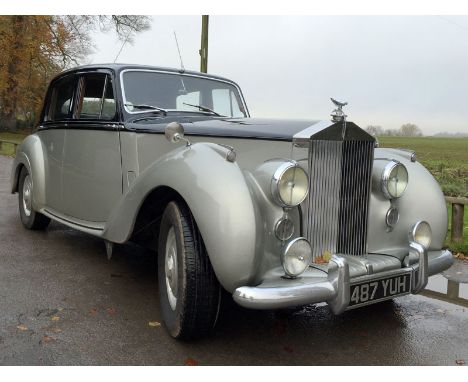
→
(165, 122, 191, 146)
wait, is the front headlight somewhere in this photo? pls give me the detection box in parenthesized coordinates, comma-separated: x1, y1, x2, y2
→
(381, 161, 408, 199)
(409, 221, 432, 249)
(271, 162, 309, 207)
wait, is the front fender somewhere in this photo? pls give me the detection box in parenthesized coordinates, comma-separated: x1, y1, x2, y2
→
(367, 148, 448, 255)
(103, 143, 257, 291)
(10, 135, 46, 210)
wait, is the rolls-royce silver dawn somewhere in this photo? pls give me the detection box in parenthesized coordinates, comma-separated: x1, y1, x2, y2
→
(10, 64, 453, 339)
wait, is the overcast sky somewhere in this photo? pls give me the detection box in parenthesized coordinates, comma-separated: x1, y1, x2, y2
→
(89, 16, 468, 135)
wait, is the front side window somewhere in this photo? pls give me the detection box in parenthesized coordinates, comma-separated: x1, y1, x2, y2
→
(77, 74, 116, 120)
(122, 70, 247, 118)
(47, 75, 76, 121)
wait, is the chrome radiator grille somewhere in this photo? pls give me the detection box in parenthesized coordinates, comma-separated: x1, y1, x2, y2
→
(307, 139, 374, 258)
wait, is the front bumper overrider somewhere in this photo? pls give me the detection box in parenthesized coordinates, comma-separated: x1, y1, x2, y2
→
(233, 246, 453, 313)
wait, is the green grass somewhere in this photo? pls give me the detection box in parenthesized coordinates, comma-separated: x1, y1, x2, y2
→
(0, 131, 28, 156)
(379, 136, 468, 255)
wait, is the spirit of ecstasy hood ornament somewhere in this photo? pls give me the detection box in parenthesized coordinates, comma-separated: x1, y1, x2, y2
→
(330, 98, 348, 122)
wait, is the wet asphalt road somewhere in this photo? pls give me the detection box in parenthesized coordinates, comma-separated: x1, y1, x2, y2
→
(0, 155, 467, 366)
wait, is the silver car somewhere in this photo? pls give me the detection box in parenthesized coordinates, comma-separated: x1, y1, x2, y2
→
(10, 64, 453, 339)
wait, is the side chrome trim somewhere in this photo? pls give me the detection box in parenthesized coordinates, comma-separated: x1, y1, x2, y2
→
(38, 121, 123, 132)
(42, 208, 105, 235)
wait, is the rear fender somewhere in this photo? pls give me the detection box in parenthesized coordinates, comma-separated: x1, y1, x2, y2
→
(10, 135, 46, 210)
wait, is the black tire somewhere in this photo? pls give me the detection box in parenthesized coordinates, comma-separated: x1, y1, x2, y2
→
(157, 200, 221, 340)
(18, 167, 50, 230)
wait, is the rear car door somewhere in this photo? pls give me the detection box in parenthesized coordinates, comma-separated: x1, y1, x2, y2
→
(61, 71, 123, 223)
(39, 74, 77, 212)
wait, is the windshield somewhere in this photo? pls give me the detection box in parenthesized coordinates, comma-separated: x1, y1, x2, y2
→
(121, 70, 247, 118)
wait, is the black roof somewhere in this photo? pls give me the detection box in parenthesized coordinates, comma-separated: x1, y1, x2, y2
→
(56, 63, 236, 84)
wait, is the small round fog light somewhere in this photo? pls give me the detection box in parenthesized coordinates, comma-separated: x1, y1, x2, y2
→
(282, 238, 312, 277)
(409, 221, 432, 249)
(275, 217, 294, 241)
(386, 207, 399, 228)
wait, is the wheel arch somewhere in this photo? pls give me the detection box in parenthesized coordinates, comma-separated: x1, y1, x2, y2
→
(129, 185, 185, 249)
(11, 162, 26, 193)
(103, 143, 258, 292)
(10, 135, 47, 210)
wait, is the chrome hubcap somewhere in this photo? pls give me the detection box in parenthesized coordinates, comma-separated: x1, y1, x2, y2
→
(164, 227, 178, 311)
(22, 175, 32, 217)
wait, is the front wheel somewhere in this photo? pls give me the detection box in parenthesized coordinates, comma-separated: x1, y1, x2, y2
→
(18, 167, 50, 230)
(157, 200, 221, 340)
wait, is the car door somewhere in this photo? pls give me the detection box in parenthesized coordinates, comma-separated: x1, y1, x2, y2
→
(39, 73, 77, 213)
(61, 71, 123, 223)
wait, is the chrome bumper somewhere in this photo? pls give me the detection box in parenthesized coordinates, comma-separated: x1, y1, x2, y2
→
(233, 247, 453, 313)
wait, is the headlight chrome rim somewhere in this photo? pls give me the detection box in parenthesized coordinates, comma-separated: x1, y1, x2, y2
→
(275, 217, 295, 241)
(271, 162, 309, 207)
(409, 220, 432, 249)
(381, 160, 408, 199)
(385, 207, 400, 228)
(281, 237, 312, 278)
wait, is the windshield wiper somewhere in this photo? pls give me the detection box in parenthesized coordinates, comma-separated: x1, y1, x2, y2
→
(183, 102, 225, 117)
(125, 103, 167, 115)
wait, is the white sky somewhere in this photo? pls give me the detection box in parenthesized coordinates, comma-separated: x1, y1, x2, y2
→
(87, 15, 468, 135)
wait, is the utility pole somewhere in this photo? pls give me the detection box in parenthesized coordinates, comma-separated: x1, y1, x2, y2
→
(199, 15, 209, 73)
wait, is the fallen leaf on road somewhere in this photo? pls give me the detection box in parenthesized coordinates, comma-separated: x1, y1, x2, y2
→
(49, 328, 62, 333)
(455, 359, 465, 365)
(41, 335, 55, 344)
(51, 316, 60, 321)
(16, 324, 28, 331)
(106, 307, 116, 315)
(148, 321, 161, 327)
(89, 308, 98, 316)
(185, 358, 199, 366)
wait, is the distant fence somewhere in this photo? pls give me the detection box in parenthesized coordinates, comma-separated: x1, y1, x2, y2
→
(0, 139, 19, 155)
(445, 196, 467, 244)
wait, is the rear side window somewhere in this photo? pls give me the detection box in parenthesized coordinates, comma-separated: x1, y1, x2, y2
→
(47, 75, 76, 121)
(77, 74, 116, 120)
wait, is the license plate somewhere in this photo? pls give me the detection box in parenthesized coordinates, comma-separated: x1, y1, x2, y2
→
(348, 272, 412, 309)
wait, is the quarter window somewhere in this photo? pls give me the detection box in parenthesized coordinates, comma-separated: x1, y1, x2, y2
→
(47, 75, 76, 121)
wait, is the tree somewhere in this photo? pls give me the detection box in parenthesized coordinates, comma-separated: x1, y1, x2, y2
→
(399, 123, 423, 137)
(0, 15, 151, 131)
(365, 125, 384, 136)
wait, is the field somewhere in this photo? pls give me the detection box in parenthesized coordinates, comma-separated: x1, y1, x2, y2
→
(0, 131, 27, 156)
(1, 132, 467, 254)
(378, 136, 468, 198)
(379, 136, 468, 255)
